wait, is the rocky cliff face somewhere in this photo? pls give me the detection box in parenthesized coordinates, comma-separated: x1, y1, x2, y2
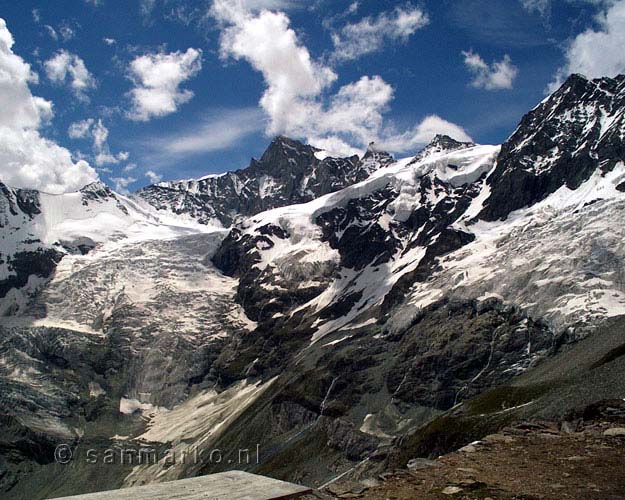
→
(480, 73, 625, 221)
(1, 74, 625, 498)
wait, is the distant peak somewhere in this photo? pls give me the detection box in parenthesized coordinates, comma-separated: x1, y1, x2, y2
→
(80, 181, 117, 201)
(260, 136, 317, 161)
(80, 180, 110, 193)
(362, 142, 394, 170)
(364, 141, 391, 156)
(408, 135, 475, 165)
(429, 134, 473, 149)
(268, 135, 314, 151)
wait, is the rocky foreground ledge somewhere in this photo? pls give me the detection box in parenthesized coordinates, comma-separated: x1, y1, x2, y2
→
(311, 400, 625, 500)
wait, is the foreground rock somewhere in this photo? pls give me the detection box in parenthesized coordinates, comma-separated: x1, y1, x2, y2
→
(322, 419, 625, 499)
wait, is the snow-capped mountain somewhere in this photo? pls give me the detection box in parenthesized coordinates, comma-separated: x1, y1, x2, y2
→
(481, 73, 625, 220)
(1, 73, 625, 498)
(136, 136, 385, 226)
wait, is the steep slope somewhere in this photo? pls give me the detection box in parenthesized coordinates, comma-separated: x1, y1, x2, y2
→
(480, 73, 625, 220)
(136, 136, 385, 226)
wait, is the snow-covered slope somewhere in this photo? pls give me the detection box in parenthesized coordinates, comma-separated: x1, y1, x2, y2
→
(0, 180, 213, 315)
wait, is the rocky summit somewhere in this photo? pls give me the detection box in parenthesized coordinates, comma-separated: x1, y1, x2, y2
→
(1, 74, 625, 499)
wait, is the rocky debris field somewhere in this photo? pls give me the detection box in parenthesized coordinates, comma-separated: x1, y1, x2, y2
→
(312, 413, 625, 500)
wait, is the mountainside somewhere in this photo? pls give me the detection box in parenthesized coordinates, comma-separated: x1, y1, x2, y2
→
(136, 136, 388, 226)
(481, 73, 625, 220)
(1, 74, 625, 499)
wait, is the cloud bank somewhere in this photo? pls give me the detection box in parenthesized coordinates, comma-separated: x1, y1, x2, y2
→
(0, 18, 98, 193)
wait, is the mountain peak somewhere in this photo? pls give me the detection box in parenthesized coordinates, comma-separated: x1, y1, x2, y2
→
(409, 134, 475, 165)
(261, 135, 316, 157)
(429, 134, 474, 150)
(479, 72, 625, 221)
(362, 142, 394, 168)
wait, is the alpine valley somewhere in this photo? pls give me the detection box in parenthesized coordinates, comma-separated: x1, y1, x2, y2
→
(2, 74, 625, 499)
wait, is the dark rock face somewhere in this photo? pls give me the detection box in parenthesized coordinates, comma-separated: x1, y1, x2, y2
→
(386, 299, 553, 410)
(0, 181, 41, 226)
(0, 249, 64, 299)
(317, 185, 402, 271)
(0, 183, 62, 302)
(480, 74, 625, 221)
(137, 136, 382, 226)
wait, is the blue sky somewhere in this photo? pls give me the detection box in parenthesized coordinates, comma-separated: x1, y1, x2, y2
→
(0, 0, 624, 193)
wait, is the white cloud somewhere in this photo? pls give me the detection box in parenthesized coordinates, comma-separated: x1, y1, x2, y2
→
(145, 170, 162, 184)
(347, 2, 360, 15)
(215, 4, 336, 134)
(330, 4, 429, 62)
(379, 115, 473, 153)
(58, 23, 76, 41)
(0, 18, 98, 193)
(32, 9, 41, 23)
(92, 119, 108, 150)
(549, 0, 625, 91)
(211, 1, 469, 154)
(103, 37, 116, 45)
(149, 107, 263, 160)
(68, 118, 94, 139)
(127, 48, 202, 121)
(110, 175, 136, 194)
(462, 50, 518, 90)
(44, 50, 96, 99)
(44, 25, 58, 41)
(68, 118, 129, 166)
(519, 0, 551, 18)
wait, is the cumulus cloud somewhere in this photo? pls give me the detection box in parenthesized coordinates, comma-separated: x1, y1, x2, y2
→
(127, 48, 202, 121)
(215, 3, 336, 135)
(67, 118, 129, 166)
(330, 4, 429, 62)
(462, 50, 518, 90)
(0, 19, 98, 193)
(210, 0, 469, 155)
(548, 0, 625, 91)
(44, 50, 96, 99)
